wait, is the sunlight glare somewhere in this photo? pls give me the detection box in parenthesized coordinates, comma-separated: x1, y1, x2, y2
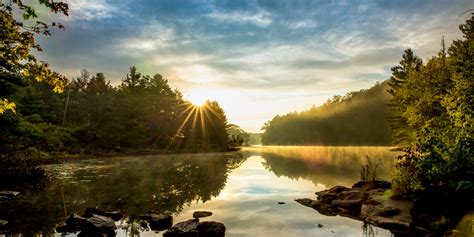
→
(187, 88, 212, 106)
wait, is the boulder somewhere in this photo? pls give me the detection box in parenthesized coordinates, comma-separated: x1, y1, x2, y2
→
(57, 213, 116, 233)
(197, 221, 225, 237)
(316, 186, 349, 202)
(149, 214, 173, 231)
(295, 198, 336, 216)
(163, 219, 199, 237)
(360, 193, 413, 229)
(297, 180, 416, 235)
(83, 208, 123, 221)
(163, 219, 226, 237)
(193, 211, 212, 218)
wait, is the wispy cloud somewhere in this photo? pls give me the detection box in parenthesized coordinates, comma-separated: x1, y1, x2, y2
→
(64, 0, 124, 21)
(207, 10, 272, 27)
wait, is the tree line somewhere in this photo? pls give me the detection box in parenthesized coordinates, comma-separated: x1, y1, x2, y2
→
(261, 81, 393, 145)
(1, 66, 241, 160)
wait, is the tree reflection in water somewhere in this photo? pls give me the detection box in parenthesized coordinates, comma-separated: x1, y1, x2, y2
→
(0, 152, 246, 235)
(254, 146, 396, 187)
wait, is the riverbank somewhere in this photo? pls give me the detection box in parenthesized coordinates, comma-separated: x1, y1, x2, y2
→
(1, 147, 242, 166)
(296, 180, 469, 236)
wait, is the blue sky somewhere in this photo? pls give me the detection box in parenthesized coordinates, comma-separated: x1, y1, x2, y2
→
(36, 0, 473, 132)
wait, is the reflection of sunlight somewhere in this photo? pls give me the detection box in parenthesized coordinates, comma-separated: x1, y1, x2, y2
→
(157, 155, 393, 237)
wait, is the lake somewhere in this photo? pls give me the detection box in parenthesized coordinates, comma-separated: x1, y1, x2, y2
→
(0, 146, 398, 237)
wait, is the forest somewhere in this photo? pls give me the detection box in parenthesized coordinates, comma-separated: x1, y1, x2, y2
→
(1, 65, 254, 161)
(261, 81, 393, 145)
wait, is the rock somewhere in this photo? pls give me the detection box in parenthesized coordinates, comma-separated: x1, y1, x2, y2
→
(330, 198, 364, 213)
(295, 198, 314, 207)
(317, 223, 323, 228)
(63, 214, 90, 230)
(337, 189, 367, 200)
(149, 214, 173, 231)
(87, 215, 116, 232)
(57, 213, 116, 233)
(83, 208, 123, 221)
(163, 219, 199, 237)
(295, 199, 336, 216)
(352, 180, 391, 190)
(197, 221, 225, 237)
(0, 191, 20, 198)
(360, 193, 413, 229)
(316, 186, 349, 202)
(277, 202, 286, 205)
(193, 211, 212, 218)
(298, 180, 416, 235)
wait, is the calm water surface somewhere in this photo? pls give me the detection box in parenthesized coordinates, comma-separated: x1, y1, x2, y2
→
(0, 146, 398, 237)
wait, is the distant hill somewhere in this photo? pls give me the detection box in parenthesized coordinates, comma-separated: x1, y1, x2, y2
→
(261, 81, 393, 146)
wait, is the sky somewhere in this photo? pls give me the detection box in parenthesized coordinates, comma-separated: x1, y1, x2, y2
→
(35, 0, 473, 132)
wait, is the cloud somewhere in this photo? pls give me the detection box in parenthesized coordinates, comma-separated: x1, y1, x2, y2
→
(64, 0, 124, 21)
(35, 0, 473, 131)
(207, 10, 272, 27)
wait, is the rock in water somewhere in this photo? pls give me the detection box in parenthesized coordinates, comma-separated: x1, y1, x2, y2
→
(163, 219, 226, 237)
(163, 219, 199, 237)
(193, 211, 212, 218)
(197, 221, 225, 237)
(83, 208, 123, 221)
(57, 213, 116, 234)
(360, 193, 413, 229)
(149, 214, 173, 231)
(87, 214, 116, 232)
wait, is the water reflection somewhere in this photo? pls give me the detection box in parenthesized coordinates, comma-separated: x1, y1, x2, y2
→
(0, 147, 399, 236)
(0, 153, 246, 235)
(246, 146, 397, 187)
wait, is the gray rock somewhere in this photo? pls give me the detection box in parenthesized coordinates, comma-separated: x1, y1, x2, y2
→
(193, 211, 212, 218)
(295, 199, 336, 216)
(163, 219, 199, 237)
(330, 199, 364, 211)
(297, 180, 415, 234)
(360, 193, 413, 229)
(149, 214, 173, 231)
(277, 202, 286, 205)
(57, 213, 116, 233)
(83, 208, 123, 221)
(317, 223, 324, 228)
(197, 221, 225, 237)
(316, 186, 349, 202)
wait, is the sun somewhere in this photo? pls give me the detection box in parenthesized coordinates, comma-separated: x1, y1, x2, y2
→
(187, 88, 210, 106)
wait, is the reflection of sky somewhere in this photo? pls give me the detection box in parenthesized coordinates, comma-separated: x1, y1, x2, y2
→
(134, 155, 391, 237)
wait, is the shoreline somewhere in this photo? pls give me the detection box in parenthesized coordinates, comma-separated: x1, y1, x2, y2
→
(296, 180, 469, 236)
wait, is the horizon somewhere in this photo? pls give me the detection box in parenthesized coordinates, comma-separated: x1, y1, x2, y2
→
(35, 0, 472, 132)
